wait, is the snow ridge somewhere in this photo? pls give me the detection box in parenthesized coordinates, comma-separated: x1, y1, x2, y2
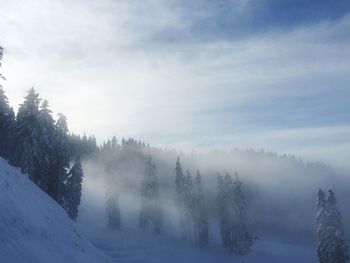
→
(0, 157, 111, 263)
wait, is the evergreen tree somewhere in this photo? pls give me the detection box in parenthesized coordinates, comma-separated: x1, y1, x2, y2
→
(175, 157, 185, 206)
(217, 172, 253, 254)
(38, 100, 56, 193)
(217, 173, 232, 248)
(13, 88, 51, 190)
(105, 176, 121, 229)
(194, 170, 209, 247)
(181, 170, 195, 241)
(139, 157, 162, 233)
(106, 192, 121, 230)
(231, 173, 254, 255)
(0, 88, 15, 159)
(48, 113, 71, 201)
(317, 189, 349, 263)
(59, 158, 83, 220)
(174, 158, 196, 241)
(0, 49, 15, 160)
(0, 46, 5, 85)
(39, 100, 55, 136)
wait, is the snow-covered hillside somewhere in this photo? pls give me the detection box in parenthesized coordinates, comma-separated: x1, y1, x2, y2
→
(0, 158, 111, 263)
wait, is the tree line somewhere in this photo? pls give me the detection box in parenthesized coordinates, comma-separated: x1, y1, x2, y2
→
(105, 156, 255, 254)
(0, 87, 86, 220)
(0, 47, 92, 220)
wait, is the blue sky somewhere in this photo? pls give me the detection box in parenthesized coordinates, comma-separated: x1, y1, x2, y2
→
(0, 0, 349, 167)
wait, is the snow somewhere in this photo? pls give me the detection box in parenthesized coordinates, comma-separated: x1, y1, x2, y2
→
(80, 226, 318, 263)
(0, 158, 111, 263)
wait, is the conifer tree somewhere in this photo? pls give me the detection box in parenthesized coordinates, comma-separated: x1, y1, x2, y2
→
(0, 88, 15, 159)
(217, 172, 253, 254)
(38, 99, 56, 190)
(139, 157, 162, 233)
(0, 49, 15, 160)
(231, 173, 254, 255)
(175, 157, 185, 206)
(13, 88, 51, 190)
(217, 173, 232, 248)
(60, 158, 84, 220)
(194, 170, 209, 247)
(49, 113, 70, 201)
(174, 158, 196, 241)
(105, 176, 121, 229)
(182, 170, 195, 241)
(106, 192, 121, 230)
(317, 189, 349, 263)
(0, 47, 5, 85)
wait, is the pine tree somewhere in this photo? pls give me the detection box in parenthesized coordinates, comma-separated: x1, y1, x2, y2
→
(175, 157, 186, 237)
(217, 172, 253, 254)
(39, 100, 55, 136)
(139, 157, 162, 233)
(105, 174, 121, 229)
(194, 170, 208, 247)
(13, 88, 51, 190)
(0, 47, 5, 86)
(38, 100, 56, 193)
(175, 157, 185, 206)
(0, 49, 15, 160)
(105, 190, 121, 229)
(174, 158, 197, 241)
(182, 170, 195, 241)
(0, 88, 15, 159)
(217, 173, 232, 248)
(317, 189, 349, 263)
(231, 173, 254, 255)
(49, 113, 71, 201)
(60, 158, 84, 220)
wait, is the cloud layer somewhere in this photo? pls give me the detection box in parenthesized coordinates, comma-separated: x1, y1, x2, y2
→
(0, 0, 349, 168)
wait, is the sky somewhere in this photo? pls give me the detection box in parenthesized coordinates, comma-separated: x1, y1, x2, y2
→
(0, 0, 350, 168)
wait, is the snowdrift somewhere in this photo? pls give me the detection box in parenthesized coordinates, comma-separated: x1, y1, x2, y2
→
(0, 158, 111, 263)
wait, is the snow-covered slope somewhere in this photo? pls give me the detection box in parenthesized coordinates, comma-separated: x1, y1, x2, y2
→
(0, 158, 111, 263)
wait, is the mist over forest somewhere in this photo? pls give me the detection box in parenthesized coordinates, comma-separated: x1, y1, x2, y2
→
(1, 1, 350, 262)
(0, 67, 349, 263)
(79, 137, 350, 242)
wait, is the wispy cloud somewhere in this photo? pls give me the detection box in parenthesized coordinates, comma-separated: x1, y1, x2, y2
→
(0, 0, 349, 167)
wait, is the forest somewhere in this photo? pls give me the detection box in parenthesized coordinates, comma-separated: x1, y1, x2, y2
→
(1, 45, 349, 262)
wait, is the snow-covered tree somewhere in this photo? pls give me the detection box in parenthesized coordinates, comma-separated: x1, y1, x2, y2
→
(231, 173, 254, 254)
(217, 173, 232, 248)
(181, 170, 195, 241)
(317, 189, 349, 263)
(217, 172, 254, 254)
(0, 49, 15, 160)
(105, 176, 121, 229)
(175, 157, 185, 206)
(193, 170, 208, 247)
(139, 157, 162, 233)
(13, 88, 51, 190)
(39, 100, 55, 136)
(60, 158, 84, 220)
(0, 47, 5, 86)
(48, 113, 71, 201)
(38, 100, 56, 193)
(174, 158, 195, 241)
(0, 88, 15, 160)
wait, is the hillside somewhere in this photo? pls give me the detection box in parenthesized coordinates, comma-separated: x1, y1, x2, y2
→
(0, 157, 111, 263)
